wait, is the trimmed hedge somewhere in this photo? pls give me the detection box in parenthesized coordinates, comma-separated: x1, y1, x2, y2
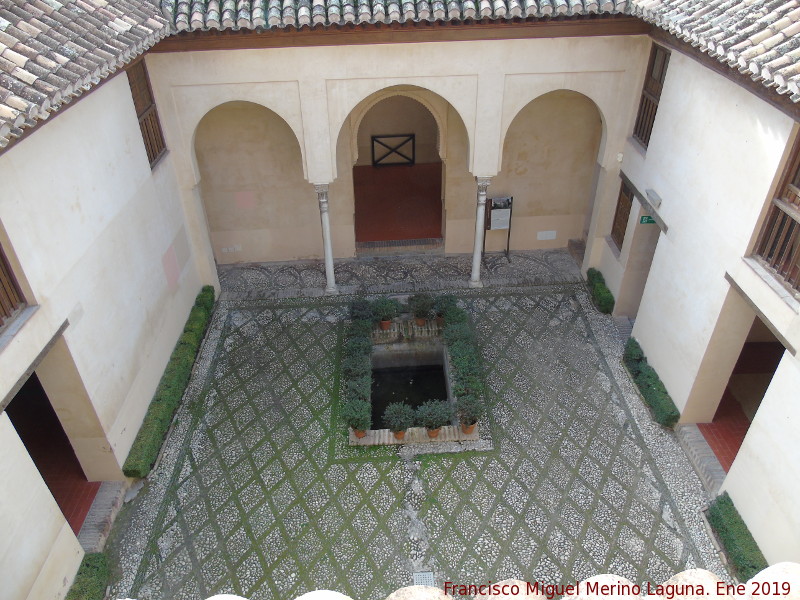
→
(442, 303, 486, 401)
(341, 308, 374, 432)
(708, 492, 768, 581)
(586, 268, 615, 314)
(66, 552, 108, 600)
(623, 336, 680, 428)
(623, 337, 645, 376)
(587, 267, 605, 289)
(123, 286, 215, 478)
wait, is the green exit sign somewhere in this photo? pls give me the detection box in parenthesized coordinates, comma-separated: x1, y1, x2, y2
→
(640, 215, 656, 224)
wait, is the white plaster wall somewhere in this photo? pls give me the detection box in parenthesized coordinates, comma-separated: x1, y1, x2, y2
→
(722, 353, 800, 563)
(616, 52, 795, 410)
(0, 414, 83, 600)
(489, 90, 603, 251)
(0, 74, 202, 464)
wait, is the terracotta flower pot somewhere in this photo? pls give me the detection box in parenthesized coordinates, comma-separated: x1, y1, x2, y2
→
(353, 428, 368, 439)
(379, 319, 391, 331)
(461, 422, 476, 435)
(427, 427, 441, 439)
(393, 430, 406, 440)
(415, 317, 427, 327)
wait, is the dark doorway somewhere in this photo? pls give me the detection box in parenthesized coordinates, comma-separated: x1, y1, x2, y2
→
(698, 317, 784, 471)
(6, 373, 100, 534)
(353, 162, 443, 243)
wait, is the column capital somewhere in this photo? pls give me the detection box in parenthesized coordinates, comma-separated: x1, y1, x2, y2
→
(476, 176, 491, 196)
(314, 184, 330, 212)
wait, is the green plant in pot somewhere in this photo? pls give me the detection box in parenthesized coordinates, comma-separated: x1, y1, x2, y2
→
(372, 297, 402, 331)
(416, 399, 453, 439)
(408, 293, 435, 326)
(342, 399, 371, 438)
(456, 394, 485, 434)
(434, 295, 458, 326)
(383, 402, 415, 440)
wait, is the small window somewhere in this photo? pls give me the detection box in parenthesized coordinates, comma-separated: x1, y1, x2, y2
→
(611, 180, 634, 251)
(633, 44, 670, 148)
(0, 244, 25, 328)
(127, 60, 167, 167)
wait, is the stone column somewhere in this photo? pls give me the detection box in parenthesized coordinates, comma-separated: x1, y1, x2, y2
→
(469, 177, 492, 288)
(315, 184, 338, 294)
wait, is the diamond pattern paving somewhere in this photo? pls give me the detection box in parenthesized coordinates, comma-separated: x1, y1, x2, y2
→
(108, 279, 725, 600)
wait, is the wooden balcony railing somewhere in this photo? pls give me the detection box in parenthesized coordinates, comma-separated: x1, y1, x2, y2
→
(0, 246, 25, 327)
(754, 184, 800, 293)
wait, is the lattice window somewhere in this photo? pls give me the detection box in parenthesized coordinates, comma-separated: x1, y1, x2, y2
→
(0, 244, 25, 328)
(371, 134, 415, 166)
(127, 60, 167, 167)
(611, 180, 634, 250)
(633, 45, 670, 148)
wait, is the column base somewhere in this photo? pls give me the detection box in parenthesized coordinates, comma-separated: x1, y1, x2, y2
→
(325, 286, 339, 295)
(468, 279, 484, 289)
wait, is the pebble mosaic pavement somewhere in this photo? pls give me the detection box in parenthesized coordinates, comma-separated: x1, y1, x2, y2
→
(108, 250, 727, 600)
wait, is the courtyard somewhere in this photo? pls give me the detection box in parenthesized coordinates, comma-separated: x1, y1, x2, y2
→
(107, 250, 726, 600)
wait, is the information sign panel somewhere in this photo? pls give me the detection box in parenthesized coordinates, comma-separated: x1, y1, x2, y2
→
(489, 197, 513, 230)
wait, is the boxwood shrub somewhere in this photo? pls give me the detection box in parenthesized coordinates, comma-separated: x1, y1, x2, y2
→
(707, 492, 768, 581)
(623, 337, 646, 376)
(342, 300, 377, 432)
(586, 268, 615, 314)
(66, 552, 108, 600)
(587, 267, 605, 288)
(416, 399, 453, 429)
(123, 286, 215, 478)
(443, 322, 475, 346)
(623, 337, 680, 428)
(593, 284, 615, 314)
(341, 397, 371, 431)
(439, 300, 487, 402)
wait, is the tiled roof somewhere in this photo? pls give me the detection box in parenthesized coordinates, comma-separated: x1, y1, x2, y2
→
(160, 0, 629, 30)
(633, 0, 800, 101)
(0, 0, 169, 147)
(4, 0, 800, 149)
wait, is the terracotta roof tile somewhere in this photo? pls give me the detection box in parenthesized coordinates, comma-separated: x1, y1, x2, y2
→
(0, 0, 168, 147)
(5, 0, 800, 148)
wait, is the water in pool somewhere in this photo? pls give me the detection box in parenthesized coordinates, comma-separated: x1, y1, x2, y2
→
(371, 364, 447, 427)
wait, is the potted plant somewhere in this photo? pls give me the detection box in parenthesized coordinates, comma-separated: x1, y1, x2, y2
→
(342, 399, 371, 438)
(416, 399, 453, 438)
(372, 297, 401, 331)
(408, 293, 435, 326)
(383, 402, 415, 440)
(456, 394, 485, 434)
(434, 295, 459, 327)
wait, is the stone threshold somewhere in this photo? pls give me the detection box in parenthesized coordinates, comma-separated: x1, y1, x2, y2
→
(349, 424, 479, 446)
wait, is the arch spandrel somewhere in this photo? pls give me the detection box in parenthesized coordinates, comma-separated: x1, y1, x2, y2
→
(179, 84, 308, 183)
(499, 77, 625, 174)
(327, 78, 477, 179)
(346, 89, 449, 166)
